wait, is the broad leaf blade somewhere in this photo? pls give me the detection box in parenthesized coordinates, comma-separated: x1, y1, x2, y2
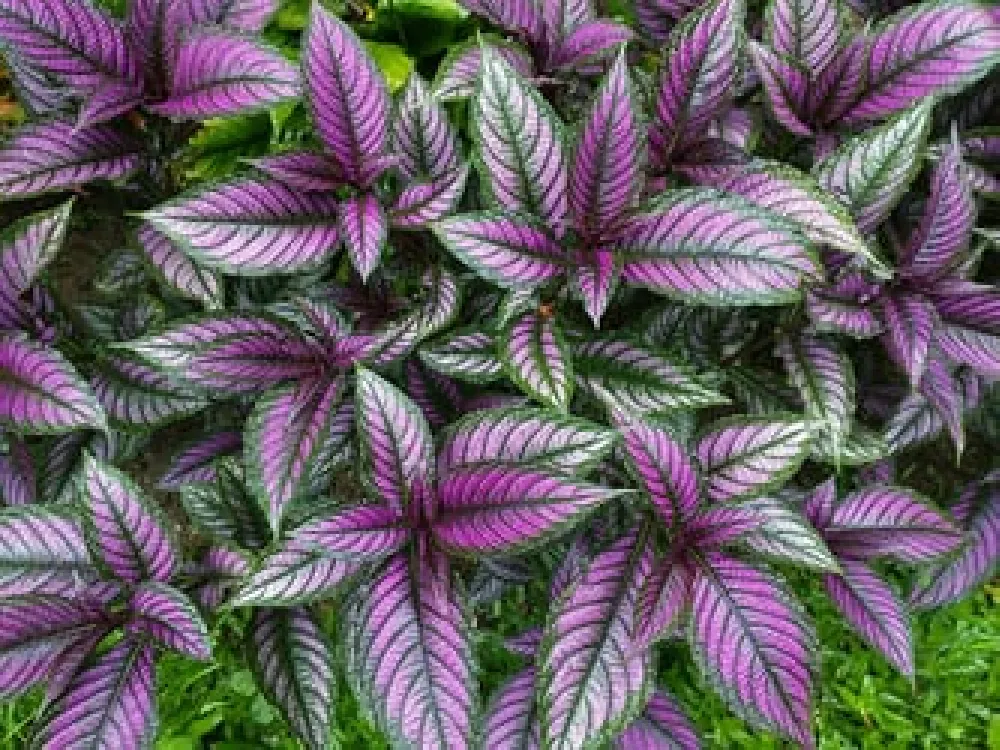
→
(620, 418, 700, 527)
(500, 308, 574, 412)
(129, 581, 211, 660)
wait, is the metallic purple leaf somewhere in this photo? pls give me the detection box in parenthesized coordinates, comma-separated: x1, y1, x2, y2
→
(366, 268, 461, 365)
(249, 606, 334, 750)
(404, 359, 462, 430)
(485, 668, 540, 750)
(824, 559, 913, 676)
(344, 545, 475, 749)
(472, 48, 569, 232)
(918, 357, 965, 456)
(84, 455, 176, 584)
(431, 38, 534, 101)
(435, 467, 621, 555)
(737, 497, 840, 571)
(356, 367, 433, 514)
(420, 328, 503, 384)
(766, 0, 842, 70)
(500, 308, 573, 412)
(618, 189, 820, 306)
(636, 556, 693, 649)
(824, 486, 962, 563)
(803, 477, 837, 529)
(247, 377, 344, 534)
(748, 43, 813, 138)
(0, 200, 72, 326)
(179, 468, 269, 550)
(0, 335, 105, 434)
(287, 504, 408, 561)
(338, 193, 387, 281)
(137, 222, 222, 308)
(621, 419, 699, 527)
(432, 212, 564, 288)
(92, 355, 208, 429)
(505, 627, 543, 657)
(394, 73, 462, 182)
(0, 435, 35, 506)
(614, 690, 701, 750)
(159, 430, 242, 490)
(570, 53, 644, 239)
(650, 0, 744, 164)
(0, 121, 141, 198)
(175, 0, 277, 30)
(304, 5, 389, 185)
(141, 178, 340, 275)
(805, 276, 884, 339)
(539, 530, 651, 749)
(34, 638, 156, 750)
(390, 169, 470, 228)
(696, 417, 813, 502)
(249, 151, 344, 192)
(686, 503, 770, 548)
(75, 80, 142, 129)
(881, 293, 938, 389)
(574, 249, 620, 327)
(459, 0, 542, 40)
(841, 4, 1000, 124)
(4, 49, 70, 117)
(128, 581, 211, 660)
(152, 30, 299, 119)
(0, 506, 102, 596)
(233, 544, 363, 607)
(550, 20, 633, 71)
(932, 282, 1000, 376)
(690, 553, 815, 747)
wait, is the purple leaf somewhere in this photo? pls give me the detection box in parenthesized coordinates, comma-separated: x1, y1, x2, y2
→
(748, 43, 813, 138)
(570, 53, 644, 239)
(614, 689, 701, 750)
(621, 419, 699, 527)
(696, 417, 813, 502)
(636, 556, 693, 648)
(619, 189, 820, 306)
(420, 328, 503, 384)
(0, 506, 102, 596)
(690, 553, 815, 747)
(137, 223, 222, 308)
(431, 38, 534, 101)
(435, 467, 622, 555)
(803, 477, 837, 528)
(650, 0, 745, 165)
(179, 467, 269, 549)
(394, 73, 462, 182)
(366, 268, 461, 365)
(0, 200, 72, 327)
(880, 293, 938, 389)
(737, 497, 840, 571)
(805, 275, 884, 339)
(141, 179, 340, 275)
(0, 435, 35, 506)
(823, 486, 962, 563)
(0, 335, 105, 433)
(0, 121, 142, 198)
(824, 559, 913, 676)
(505, 627, 543, 657)
(91, 355, 208, 429)
(74, 81, 142, 129)
(390, 169, 470, 228)
(84, 455, 177, 584)
(472, 48, 569, 232)
(432, 212, 564, 288)
(841, 3, 1000, 124)
(766, 0, 842, 70)
(178, 0, 277, 30)
(249, 607, 334, 750)
(404, 359, 463, 430)
(34, 639, 156, 750)
(918, 357, 965, 456)
(813, 101, 932, 233)
(807, 40, 866, 126)
(500, 308, 574, 412)
(883, 370, 982, 454)
(338, 193, 387, 281)
(287, 505, 409, 561)
(686, 503, 770, 548)
(931, 282, 1000, 376)
(159, 431, 242, 490)
(249, 151, 344, 192)
(233, 544, 364, 607)
(484, 668, 540, 750)
(438, 407, 615, 475)
(344, 545, 475, 749)
(128, 581, 211, 660)
(4, 49, 70, 117)
(459, 0, 543, 40)
(247, 377, 344, 534)
(539, 530, 651, 749)
(550, 20, 633, 71)
(574, 250, 620, 327)
(304, 5, 389, 185)
(151, 30, 299, 119)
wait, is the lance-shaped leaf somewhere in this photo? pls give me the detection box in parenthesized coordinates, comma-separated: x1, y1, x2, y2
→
(881, 293, 937, 389)
(574, 338, 728, 415)
(0, 335, 105, 433)
(249, 151, 344, 192)
(748, 43, 813, 138)
(550, 19, 632, 70)
(614, 690, 701, 750)
(621, 419, 699, 527)
(539, 530, 651, 750)
(766, 0, 842, 70)
(686, 160, 881, 270)
(0, 436, 35, 506)
(636, 556, 693, 649)
(4, 46, 71, 117)
(0, 121, 141, 199)
(500, 308, 573, 412)
(338, 193, 387, 281)
(918, 357, 965, 456)
(355, 368, 433, 514)
(433, 212, 564, 288)
(931, 283, 1000, 375)
(247, 377, 344, 534)
(84, 456, 176, 584)
(0, 200, 72, 325)
(0, 0, 137, 91)
(484, 667, 541, 750)
(435, 466, 621, 555)
(128, 581, 211, 660)
(233, 544, 364, 607)
(814, 101, 932, 233)
(472, 48, 568, 232)
(92, 355, 208, 429)
(170, 0, 278, 30)
(619, 189, 819, 306)
(738, 498, 839, 571)
(159, 431, 242, 489)
(180, 468, 269, 549)
(575, 250, 620, 327)
(650, 0, 744, 164)
(431, 37, 534, 101)
(910, 482, 1000, 609)
(824, 560, 913, 677)
(841, 3, 1000, 124)
(438, 407, 615, 475)
(776, 333, 855, 452)
(0, 506, 102, 596)
(570, 53, 644, 237)
(366, 268, 461, 365)
(805, 279, 883, 339)
(420, 328, 503, 384)
(137, 223, 222, 308)
(823, 486, 962, 563)
(344, 547, 475, 749)
(690, 553, 815, 747)
(696, 417, 813, 502)
(34, 638, 156, 749)
(287, 505, 409, 561)
(142, 179, 340, 275)
(811, 426, 888, 467)
(304, 5, 389, 184)
(394, 73, 462, 182)
(151, 30, 299, 119)
(459, 0, 542, 39)
(391, 170, 469, 228)
(249, 607, 334, 750)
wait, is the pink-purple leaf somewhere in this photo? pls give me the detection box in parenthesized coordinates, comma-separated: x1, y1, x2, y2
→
(431, 37, 534, 101)
(500, 308, 574, 412)
(881, 293, 938, 389)
(620, 418, 699, 527)
(390, 170, 470, 228)
(748, 43, 813, 138)
(613, 689, 701, 750)
(179, 466, 269, 550)
(550, 20, 632, 70)
(485, 667, 541, 750)
(636, 556, 693, 649)
(287, 505, 409, 561)
(159, 430, 242, 490)
(91, 355, 208, 429)
(766, 0, 842, 70)
(129, 581, 211, 660)
(0, 435, 35, 506)
(249, 150, 344, 192)
(338, 193, 387, 281)
(805, 276, 884, 339)
(0, 506, 102, 596)
(394, 73, 462, 182)
(459, 0, 542, 41)
(0, 200, 72, 326)
(737, 497, 840, 571)
(137, 223, 222, 308)
(74, 80, 142, 129)
(420, 328, 503, 384)
(233, 544, 364, 607)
